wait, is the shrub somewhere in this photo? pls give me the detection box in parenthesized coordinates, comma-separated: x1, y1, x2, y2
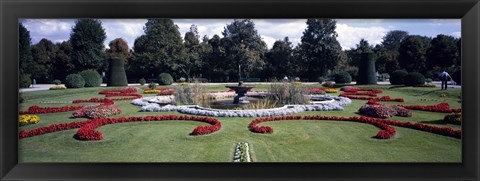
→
(334, 71, 352, 84)
(107, 57, 128, 87)
(72, 104, 122, 119)
(425, 78, 432, 83)
(138, 78, 146, 86)
(268, 81, 309, 104)
(158, 73, 174, 85)
(52, 79, 62, 85)
(79, 69, 102, 87)
(322, 81, 335, 88)
(174, 82, 208, 105)
(389, 70, 408, 85)
(452, 70, 461, 85)
(317, 77, 325, 84)
(404, 72, 426, 86)
(19, 74, 31, 88)
(64, 74, 85, 88)
(148, 82, 157, 89)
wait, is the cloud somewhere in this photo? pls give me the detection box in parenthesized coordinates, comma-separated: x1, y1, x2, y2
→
(21, 19, 73, 44)
(450, 31, 461, 38)
(335, 23, 390, 50)
(101, 19, 146, 49)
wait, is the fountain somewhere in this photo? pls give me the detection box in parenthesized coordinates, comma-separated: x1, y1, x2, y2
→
(225, 81, 254, 104)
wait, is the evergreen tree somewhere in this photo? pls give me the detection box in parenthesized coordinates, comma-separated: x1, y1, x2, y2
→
(53, 41, 74, 81)
(181, 24, 203, 79)
(31, 38, 56, 83)
(299, 19, 343, 80)
(382, 30, 409, 54)
(132, 19, 184, 79)
(265, 37, 294, 79)
(19, 23, 33, 75)
(106, 38, 129, 86)
(221, 19, 268, 80)
(70, 19, 107, 71)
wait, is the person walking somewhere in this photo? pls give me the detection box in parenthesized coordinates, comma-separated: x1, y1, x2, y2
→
(439, 70, 452, 90)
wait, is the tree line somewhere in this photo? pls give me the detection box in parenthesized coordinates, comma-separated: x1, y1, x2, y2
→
(19, 19, 461, 84)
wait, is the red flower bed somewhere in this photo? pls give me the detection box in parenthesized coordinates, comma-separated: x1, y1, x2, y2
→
(99, 88, 143, 101)
(19, 115, 222, 140)
(72, 97, 115, 105)
(248, 115, 461, 139)
(249, 115, 396, 139)
(359, 104, 412, 118)
(367, 96, 404, 105)
(157, 88, 175, 95)
(303, 87, 326, 94)
(398, 103, 461, 113)
(19, 105, 85, 115)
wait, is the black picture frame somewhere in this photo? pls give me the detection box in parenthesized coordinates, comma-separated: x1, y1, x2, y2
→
(1, 0, 479, 180)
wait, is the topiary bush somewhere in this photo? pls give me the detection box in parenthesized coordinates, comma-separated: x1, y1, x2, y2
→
(64, 74, 85, 88)
(79, 69, 102, 87)
(356, 52, 377, 85)
(334, 71, 352, 84)
(389, 70, 408, 85)
(452, 70, 461, 85)
(317, 77, 325, 84)
(404, 72, 426, 86)
(107, 57, 128, 87)
(52, 79, 62, 85)
(19, 74, 32, 88)
(158, 73, 173, 85)
(139, 78, 146, 86)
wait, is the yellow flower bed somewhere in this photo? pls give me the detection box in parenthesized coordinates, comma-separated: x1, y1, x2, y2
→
(179, 82, 188, 86)
(49, 85, 67, 90)
(292, 81, 302, 85)
(19, 115, 40, 126)
(325, 88, 338, 93)
(143, 89, 161, 94)
(444, 112, 461, 125)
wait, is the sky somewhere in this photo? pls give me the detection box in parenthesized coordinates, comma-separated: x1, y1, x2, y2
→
(20, 19, 461, 50)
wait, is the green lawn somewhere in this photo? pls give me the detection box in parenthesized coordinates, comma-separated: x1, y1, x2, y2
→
(18, 84, 461, 162)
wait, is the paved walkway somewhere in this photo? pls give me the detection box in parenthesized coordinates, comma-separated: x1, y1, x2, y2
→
(19, 81, 461, 92)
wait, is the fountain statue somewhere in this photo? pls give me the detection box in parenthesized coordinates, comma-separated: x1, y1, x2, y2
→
(225, 65, 254, 104)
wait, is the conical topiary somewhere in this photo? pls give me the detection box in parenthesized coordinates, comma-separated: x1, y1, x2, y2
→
(356, 52, 377, 85)
(107, 57, 128, 86)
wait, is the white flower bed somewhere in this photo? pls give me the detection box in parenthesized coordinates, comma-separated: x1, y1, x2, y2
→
(133, 95, 351, 117)
(233, 142, 252, 162)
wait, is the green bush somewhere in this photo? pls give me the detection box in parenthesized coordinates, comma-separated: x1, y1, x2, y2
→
(389, 70, 408, 85)
(139, 78, 146, 86)
(158, 73, 173, 85)
(452, 70, 461, 85)
(79, 69, 102, 87)
(317, 77, 325, 84)
(19, 74, 31, 88)
(148, 82, 157, 89)
(52, 79, 62, 85)
(322, 81, 335, 88)
(425, 78, 432, 83)
(64, 74, 85, 88)
(107, 57, 128, 87)
(334, 71, 352, 84)
(404, 72, 426, 86)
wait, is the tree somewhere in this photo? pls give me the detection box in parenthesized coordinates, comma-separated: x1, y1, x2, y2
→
(299, 19, 343, 81)
(52, 41, 74, 81)
(221, 19, 268, 80)
(181, 24, 203, 79)
(70, 19, 107, 72)
(205, 34, 228, 82)
(19, 23, 33, 75)
(31, 38, 56, 83)
(131, 19, 184, 79)
(426, 34, 459, 69)
(382, 30, 409, 54)
(265, 37, 294, 80)
(346, 39, 374, 67)
(398, 35, 431, 73)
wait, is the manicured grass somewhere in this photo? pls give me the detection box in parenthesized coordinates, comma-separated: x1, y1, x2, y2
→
(18, 84, 461, 162)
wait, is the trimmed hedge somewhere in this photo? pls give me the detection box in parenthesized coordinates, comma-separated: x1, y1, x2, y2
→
(64, 74, 85, 88)
(404, 72, 426, 86)
(52, 79, 62, 85)
(356, 52, 377, 85)
(158, 73, 173, 85)
(19, 74, 32, 88)
(334, 71, 352, 84)
(107, 57, 128, 87)
(79, 69, 102, 87)
(389, 70, 408, 85)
